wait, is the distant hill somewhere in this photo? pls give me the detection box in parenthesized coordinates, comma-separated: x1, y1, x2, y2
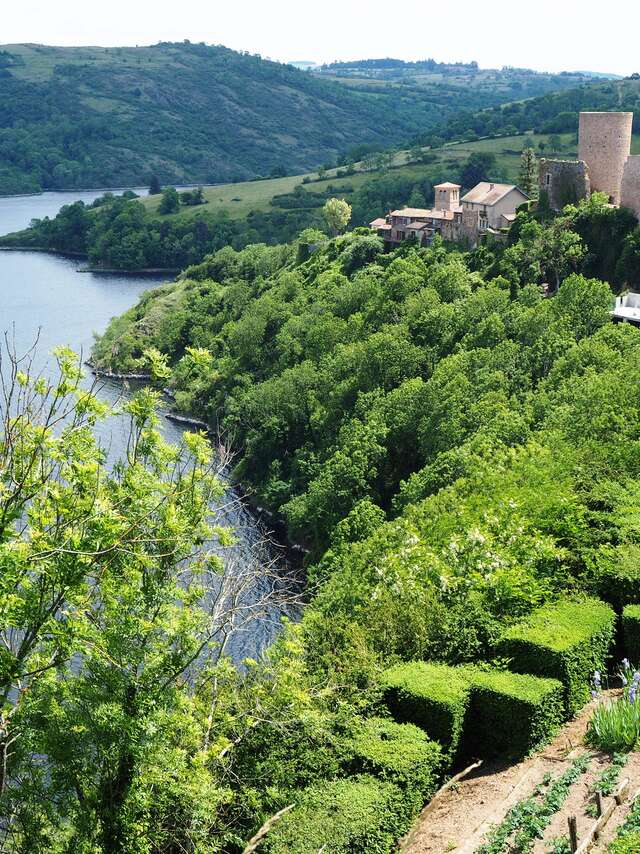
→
(315, 57, 610, 103)
(0, 42, 605, 195)
(412, 77, 640, 147)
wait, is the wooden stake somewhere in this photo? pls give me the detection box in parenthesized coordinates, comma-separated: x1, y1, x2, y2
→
(568, 815, 578, 853)
(595, 791, 603, 817)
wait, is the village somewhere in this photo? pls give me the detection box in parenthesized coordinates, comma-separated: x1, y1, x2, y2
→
(370, 110, 640, 253)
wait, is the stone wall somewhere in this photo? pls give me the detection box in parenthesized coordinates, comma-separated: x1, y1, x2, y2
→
(578, 112, 633, 205)
(621, 155, 640, 219)
(539, 159, 590, 211)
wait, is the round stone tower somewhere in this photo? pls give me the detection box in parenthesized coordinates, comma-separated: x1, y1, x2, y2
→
(621, 155, 640, 219)
(578, 112, 633, 205)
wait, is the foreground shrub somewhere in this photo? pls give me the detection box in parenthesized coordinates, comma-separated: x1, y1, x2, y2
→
(349, 717, 443, 812)
(622, 605, 640, 664)
(381, 662, 471, 764)
(586, 662, 640, 753)
(263, 775, 409, 854)
(499, 598, 615, 716)
(465, 669, 564, 759)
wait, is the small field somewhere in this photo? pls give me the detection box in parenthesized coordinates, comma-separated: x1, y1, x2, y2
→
(140, 132, 585, 222)
(402, 696, 640, 854)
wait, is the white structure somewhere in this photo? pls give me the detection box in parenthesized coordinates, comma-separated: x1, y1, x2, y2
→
(612, 292, 640, 325)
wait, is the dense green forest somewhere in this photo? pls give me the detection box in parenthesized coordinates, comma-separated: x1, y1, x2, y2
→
(6, 194, 640, 849)
(0, 42, 591, 196)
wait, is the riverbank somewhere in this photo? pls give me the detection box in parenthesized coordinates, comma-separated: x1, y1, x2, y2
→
(0, 246, 178, 276)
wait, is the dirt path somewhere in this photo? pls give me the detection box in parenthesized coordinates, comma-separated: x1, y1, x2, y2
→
(401, 699, 604, 854)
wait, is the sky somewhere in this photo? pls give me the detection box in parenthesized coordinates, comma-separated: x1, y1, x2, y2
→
(3, 0, 640, 76)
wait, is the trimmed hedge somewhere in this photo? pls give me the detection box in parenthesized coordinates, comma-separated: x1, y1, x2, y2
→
(263, 775, 410, 854)
(464, 668, 565, 759)
(588, 544, 640, 610)
(499, 598, 616, 716)
(350, 717, 443, 811)
(622, 605, 640, 664)
(381, 662, 471, 763)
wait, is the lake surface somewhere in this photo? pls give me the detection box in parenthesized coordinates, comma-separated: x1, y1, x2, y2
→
(0, 190, 293, 662)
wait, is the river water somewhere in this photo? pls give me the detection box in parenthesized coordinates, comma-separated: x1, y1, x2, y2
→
(0, 190, 293, 663)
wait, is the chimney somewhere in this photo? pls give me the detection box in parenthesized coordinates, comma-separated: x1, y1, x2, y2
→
(489, 183, 495, 190)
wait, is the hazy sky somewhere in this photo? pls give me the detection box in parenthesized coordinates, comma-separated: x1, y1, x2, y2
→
(4, 0, 640, 75)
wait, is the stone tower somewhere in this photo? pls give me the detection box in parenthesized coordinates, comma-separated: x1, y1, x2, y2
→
(434, 182, 461, 212)
(578, 112, 633, 205)
(621, 155, 640, 220)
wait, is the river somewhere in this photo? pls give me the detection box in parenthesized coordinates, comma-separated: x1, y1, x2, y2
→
(0, 189, 294, 663)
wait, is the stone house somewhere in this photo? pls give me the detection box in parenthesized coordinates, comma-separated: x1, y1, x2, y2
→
(460, 182, 529, 231)
(370, 181, 528, 248)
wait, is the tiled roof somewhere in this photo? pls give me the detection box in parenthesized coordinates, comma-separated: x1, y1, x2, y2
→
(390, 207, 433, 217)
(434, 181, 461, 189)
(462, 182, 526, 206)
(370, 217, 388, 227)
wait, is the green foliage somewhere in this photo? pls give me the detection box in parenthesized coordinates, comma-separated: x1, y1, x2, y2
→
(588, 546, 640, 611)
(609, 834, 640, 854)
(608, 786, 640, 851)
(464, 669, 565, 759)
(159, 185, 180, 213)
(263, 775, 411, 854)
(519, 148, 538, 198)
(499, 599, 616, 716)
(623, 606, 640, 666)
(349, 717, 443, 810)
(0, 346, 241, 851)
(382, 662, 471, 763)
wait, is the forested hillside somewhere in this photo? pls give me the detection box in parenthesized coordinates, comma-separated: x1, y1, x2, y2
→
(0, 42, 603, 195)
(8, 195, 640, 850)
(65, 195, 640, 850)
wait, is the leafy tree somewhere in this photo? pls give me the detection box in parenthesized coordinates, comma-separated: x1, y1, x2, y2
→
(159, 186, 180, 214)
(459, 152, 497, 189)
(519, 147, 538, 198)
(323, 198, 352, 235)
(148, 174, 162, 195)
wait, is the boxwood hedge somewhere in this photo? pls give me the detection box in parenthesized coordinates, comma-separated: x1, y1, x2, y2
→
(349, 717, 443, 811)
(498, 598, 615, 716)
(622, 604, 640, 664)
(263, 775, 410, 854)
(464, 668, 564, 759)
(381, 661, 471, 763)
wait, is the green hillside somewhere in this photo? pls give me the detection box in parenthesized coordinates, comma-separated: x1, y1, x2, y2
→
(0, 42, 605, 196)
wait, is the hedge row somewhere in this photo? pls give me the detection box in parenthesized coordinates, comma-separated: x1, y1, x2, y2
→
(263, 775, 412, 854)
(498, 598, 616, 716)
(264, 717, 444, 852)
(349, 716, 443, 812)
(382, 662, 470, 763)
(382, 662, 564, 762)
(463, 668, 565, 759)
(623, 605, 640, 664)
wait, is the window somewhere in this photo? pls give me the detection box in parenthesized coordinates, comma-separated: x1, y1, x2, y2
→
(546, 173, 551, 186)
